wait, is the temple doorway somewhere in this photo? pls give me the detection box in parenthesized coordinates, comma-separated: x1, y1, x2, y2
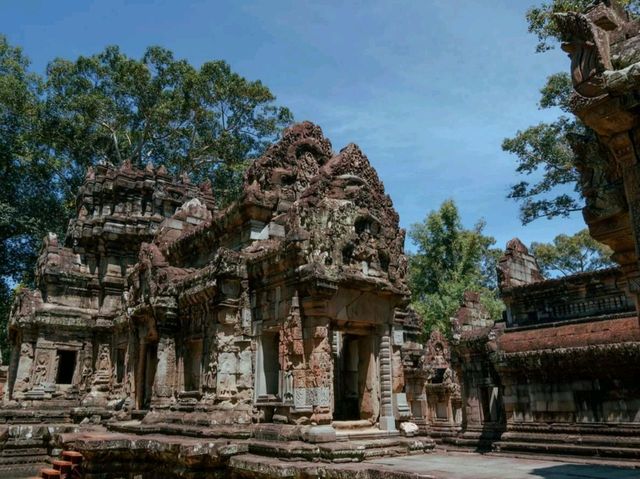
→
(333, 332, 379, 422)
(55, 350, 76, 385)
(143, 343, 157, 408)
(135, 342, 158, 410)
(183, 339, 203, 391)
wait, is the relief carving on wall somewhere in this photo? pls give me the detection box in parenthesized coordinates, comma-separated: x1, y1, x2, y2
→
(32, 352, 49, 387)
(80, 356, 94, 391)
(204, 359, 217, 392)
(93, 345, 113, 387)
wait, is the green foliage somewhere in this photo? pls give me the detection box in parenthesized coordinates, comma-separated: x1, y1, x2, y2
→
(42, 45, 293, 204)
(531, 228, 615, 276)
(526, 0, 640, 52)
(0, 36, 68, 282)
(0, 35, 293, 361)
(504, 70, 584, 225)
(408, 200, 504, 337)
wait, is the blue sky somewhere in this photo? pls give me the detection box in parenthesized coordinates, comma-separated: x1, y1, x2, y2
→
(2, 0, 587, 252)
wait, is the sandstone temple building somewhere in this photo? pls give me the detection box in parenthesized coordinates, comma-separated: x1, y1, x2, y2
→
(2, 1, 640, 477)
(6, 122, 429, 445)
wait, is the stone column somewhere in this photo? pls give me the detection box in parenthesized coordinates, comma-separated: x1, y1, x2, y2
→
(300, 312, 336, 442)
(152, 335, 176, 409)
(379, 326, 396, 431)
(135, 340, 146, 410)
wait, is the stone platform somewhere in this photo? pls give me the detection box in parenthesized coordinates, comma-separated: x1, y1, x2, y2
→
(44, 428, 640, 479)
(52, 428, 435, 477)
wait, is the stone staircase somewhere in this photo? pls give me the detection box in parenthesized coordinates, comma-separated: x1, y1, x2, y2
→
(247, 436, 434, 462)
(0, 423, 83, 478)
(442, 423, 640, 462)
(493, 428, 640, 461)
(26, 450, 83, 479)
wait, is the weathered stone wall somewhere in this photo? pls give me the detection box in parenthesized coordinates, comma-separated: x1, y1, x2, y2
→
(451, 237, 640, 455)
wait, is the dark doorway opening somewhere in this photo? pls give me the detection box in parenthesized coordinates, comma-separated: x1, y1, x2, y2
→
(336, 335, 360, 420)
(184, 339, 203, 391)
(143, 343, 158, 409)
(56, 350, 76, 384)
(480, 386, 503, 423)
(116, 348, 125, 383)
(263, 332, 280, 397)
(334, 333, 378, 422)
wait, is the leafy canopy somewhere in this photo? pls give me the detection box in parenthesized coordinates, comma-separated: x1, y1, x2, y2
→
(0, 36, 293, 362)
(43, 44, 293, 203)
(408, 200, 504, 336)
(502, 72, 587, 225)
(531, 228, 614, 277)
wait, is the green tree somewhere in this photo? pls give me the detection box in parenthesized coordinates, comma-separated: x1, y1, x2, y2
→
(0, 36, 68, 361)
(531, 228, 614, 276)
(0, 36, 293, 361)
(408, 200, 504, 336)
(43, 45, 293, 204)
(504, 1, 639, 224)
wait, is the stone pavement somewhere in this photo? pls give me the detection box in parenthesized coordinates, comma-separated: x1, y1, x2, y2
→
(369, 452, 640, 479)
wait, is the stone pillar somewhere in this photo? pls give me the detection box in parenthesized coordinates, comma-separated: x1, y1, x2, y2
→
(300, 312, 336, 443)
(152, 335, 176, 408)
(379, 326, 396, 431)
(135, 340, 146, 409)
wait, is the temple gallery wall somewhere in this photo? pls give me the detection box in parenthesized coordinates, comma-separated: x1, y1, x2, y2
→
(2, 1, 640, 477)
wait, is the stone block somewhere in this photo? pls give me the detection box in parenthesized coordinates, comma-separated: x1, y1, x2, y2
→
(303, 425, 336, 443)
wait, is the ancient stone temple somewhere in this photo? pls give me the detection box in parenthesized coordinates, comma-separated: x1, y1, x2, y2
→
(449, 239, 640, 458)
(4, 122, 447, 477)
(441, 1, 640, 458)
(6, 2, 640, 476)
(7, 163, 215, 410)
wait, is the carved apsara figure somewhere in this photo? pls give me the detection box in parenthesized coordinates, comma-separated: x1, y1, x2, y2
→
(204, 360, 217, 390)
(80, 357, 93, 391)
(32, 353, 49, 386)
(97, 346, 112, 372)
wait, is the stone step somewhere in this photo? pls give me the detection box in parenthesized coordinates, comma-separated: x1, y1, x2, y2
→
(109, 420, 252, 439)
(494, 440, 640, 460)
(61, 450, 83, 465)
(337, 429, 401, 441)
(51, 458, 73, 474)
(0, 447, 48, 457)
(505, 423, 640, 436)
(0, 464, 48, 478)
(500, 431, 640, 448)
(332, 419, 372, 430)
(0, 456, 50, 467)
(40, 468, 61, 479)
(248, 440, 319, 460)
(441, 436, 497, 451)
(247, 436, 434, 462)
